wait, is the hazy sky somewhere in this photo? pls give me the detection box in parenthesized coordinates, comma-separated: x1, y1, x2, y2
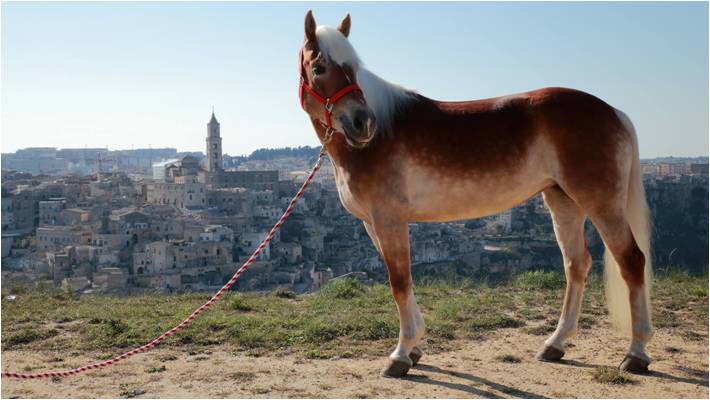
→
(2, 2, 708, 157)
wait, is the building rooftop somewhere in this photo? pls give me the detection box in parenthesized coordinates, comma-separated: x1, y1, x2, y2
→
(152, 159, 180, 168)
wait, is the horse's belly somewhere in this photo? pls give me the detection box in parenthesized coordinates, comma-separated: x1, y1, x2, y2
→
(403, 162, 552, 222)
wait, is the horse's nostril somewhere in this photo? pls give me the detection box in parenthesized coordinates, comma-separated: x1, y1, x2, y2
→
(353, 109, 369, 132)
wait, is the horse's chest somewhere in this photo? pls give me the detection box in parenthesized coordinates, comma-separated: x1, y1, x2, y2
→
(333, 165, 369, 220)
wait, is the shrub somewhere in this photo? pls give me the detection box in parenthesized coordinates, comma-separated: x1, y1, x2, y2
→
(319, 278, 366, 299)
(352, 318, 398, 340)
(465, 314, 523, 331)
(229, 295, 254, 312)
(305, 348, 331, 359)
(9, 284, 27, 295)
(274, 288, 297, 299)
(3, 327, 58, 347)
(145, 365, 166, 373)
(106, 319, 128, 336)
(591, 366, 636, 385)
(514, 270, 565, 290)
(304, 322, 341, 343)
(690, 286, 708, 297)
(427, 322, 456, 340)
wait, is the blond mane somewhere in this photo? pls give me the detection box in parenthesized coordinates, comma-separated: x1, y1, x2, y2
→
(315, 26, 415, 133)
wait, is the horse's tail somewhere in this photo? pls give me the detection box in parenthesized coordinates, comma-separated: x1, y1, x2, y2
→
(604, 110, 653, 333)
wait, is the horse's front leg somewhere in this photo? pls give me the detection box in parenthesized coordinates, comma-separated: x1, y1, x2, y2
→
(363, 221, 425, 367)
(369, 218, 425, 378)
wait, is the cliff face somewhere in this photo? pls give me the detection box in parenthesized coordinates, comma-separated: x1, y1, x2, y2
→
(645, 175, 708, 273)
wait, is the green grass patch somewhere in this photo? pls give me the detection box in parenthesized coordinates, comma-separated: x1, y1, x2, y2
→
(690, 286, 708, 297)
(3, 327, 58, 347)
(229, 295, 255, 312)
(145, 365, 166, 373)
(319, 278, 366, 299)
(513, 270, 565, 290)
(1, 270, 706, 359)
(465, 314, 524, 332)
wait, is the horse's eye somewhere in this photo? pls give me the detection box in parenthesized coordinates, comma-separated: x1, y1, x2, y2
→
(313, 65, 326, 76)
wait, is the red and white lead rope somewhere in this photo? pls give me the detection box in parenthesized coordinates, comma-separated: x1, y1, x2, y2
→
(2, 147, 328, 380)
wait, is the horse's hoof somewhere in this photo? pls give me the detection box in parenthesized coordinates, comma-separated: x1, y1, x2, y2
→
(536, 345, 565, 362)
(381, 359, 412, 378)
(619, 354, 650, 374)
(409, 347, 423, 367)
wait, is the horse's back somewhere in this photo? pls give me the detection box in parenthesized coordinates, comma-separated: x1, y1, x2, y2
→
(392, 87, 635, 220)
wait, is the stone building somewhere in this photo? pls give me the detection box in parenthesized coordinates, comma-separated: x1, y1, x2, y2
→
(37, 226, 91, 252)
(93, 267, 128, 291)
(146, 179, 206, 210)
(199, 225, 234, 243)
(206, 188, 253, 215)
(203, 170, 280, 191)
(60, 208, 90, 225)
(38, 198, 66, 225)
(133, 239, 230, 275)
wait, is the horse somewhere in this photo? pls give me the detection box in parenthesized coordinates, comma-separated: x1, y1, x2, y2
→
(298, 11, 653, 378)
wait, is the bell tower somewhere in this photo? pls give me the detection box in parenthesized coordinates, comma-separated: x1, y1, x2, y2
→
(206, 109, 223, 173)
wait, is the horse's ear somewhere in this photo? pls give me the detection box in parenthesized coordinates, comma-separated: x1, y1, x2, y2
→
(304, 10, 316, 42)
(338, 13, 351, 38)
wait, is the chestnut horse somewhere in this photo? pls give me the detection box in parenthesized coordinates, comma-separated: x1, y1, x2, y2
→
(299, 11, 653, 378)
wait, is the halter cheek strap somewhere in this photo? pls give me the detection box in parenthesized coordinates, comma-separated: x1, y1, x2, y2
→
(299, 48, 362, 143)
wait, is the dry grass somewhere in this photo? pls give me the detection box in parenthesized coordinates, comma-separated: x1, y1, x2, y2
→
(590, 366, 637, 385)
(495, 354, 522, 363)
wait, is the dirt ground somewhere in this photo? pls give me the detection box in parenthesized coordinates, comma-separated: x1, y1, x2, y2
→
(2, 326, 707, 399)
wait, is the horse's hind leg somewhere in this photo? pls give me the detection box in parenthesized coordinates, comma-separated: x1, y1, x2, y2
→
(537, 186, 592, 361)
(589, 212, 653, 373)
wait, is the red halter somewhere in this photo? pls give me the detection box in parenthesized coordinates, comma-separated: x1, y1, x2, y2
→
(299, 47, 362, 143)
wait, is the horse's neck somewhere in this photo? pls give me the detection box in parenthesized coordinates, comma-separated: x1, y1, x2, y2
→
(322, 94, 434, 166)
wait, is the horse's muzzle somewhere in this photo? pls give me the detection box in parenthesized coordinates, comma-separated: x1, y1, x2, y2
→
(340, 108, 376, 148)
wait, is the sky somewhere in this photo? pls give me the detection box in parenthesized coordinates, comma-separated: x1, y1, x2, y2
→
(1, 1, 708, 158)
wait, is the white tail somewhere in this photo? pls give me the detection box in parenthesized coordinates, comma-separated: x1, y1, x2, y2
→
(604, 111, 653, 333)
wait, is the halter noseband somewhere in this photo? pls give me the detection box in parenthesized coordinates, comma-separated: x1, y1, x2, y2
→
(299, 48, 362, 143)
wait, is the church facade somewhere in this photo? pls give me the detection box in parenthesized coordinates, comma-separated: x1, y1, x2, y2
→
(148, 112, 279, 210)
(198, 112, 279, 191)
